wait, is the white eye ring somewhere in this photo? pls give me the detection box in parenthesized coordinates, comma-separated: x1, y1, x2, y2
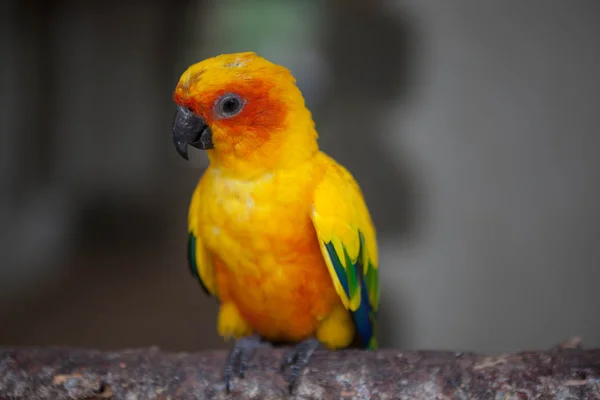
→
(215, 93, 245, 118)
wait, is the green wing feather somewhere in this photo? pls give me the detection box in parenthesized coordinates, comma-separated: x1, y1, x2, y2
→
(311, 159, 379, 349)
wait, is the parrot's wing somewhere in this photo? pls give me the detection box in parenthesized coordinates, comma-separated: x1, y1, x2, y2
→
(187, 231, 217, 296)
(310, 161, 379, 349)
(187, 180, 218, 297)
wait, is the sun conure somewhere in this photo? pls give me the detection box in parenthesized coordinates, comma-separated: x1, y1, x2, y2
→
(171, 52, 379, 393)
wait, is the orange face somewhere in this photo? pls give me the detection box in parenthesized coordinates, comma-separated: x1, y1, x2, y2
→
(172, 52, 318, 177)
(173, 52, 297, 158)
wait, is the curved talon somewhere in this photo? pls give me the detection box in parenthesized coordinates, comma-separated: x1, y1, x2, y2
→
(280, 338, 321, 394)
(223, 335, 263, 392)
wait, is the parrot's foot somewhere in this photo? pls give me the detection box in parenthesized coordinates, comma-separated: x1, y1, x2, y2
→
(280, 338, 321, 394)
(223, 335, 265, 392)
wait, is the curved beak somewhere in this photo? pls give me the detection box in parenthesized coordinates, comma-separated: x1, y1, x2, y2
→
(172, 106, 213, 160)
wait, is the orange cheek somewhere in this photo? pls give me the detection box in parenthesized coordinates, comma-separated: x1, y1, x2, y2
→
(206, 80, 287, 147)
(175, 78, 288, 150)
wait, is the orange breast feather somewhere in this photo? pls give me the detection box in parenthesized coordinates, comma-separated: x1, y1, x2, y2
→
(198, 160, 342, 342)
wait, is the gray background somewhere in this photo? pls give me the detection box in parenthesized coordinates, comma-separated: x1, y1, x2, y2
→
(1, 0, 599, 353)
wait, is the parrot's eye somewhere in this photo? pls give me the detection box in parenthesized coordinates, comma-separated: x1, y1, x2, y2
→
(215, 93, 245, 118)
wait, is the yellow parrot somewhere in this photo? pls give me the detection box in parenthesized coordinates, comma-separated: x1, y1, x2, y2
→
(171, 52, 379, 392)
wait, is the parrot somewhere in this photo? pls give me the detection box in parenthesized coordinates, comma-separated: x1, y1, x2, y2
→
(171, 52, 379, 392)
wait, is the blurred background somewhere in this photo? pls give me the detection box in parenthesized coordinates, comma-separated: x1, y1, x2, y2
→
(1, 0, 599, 354)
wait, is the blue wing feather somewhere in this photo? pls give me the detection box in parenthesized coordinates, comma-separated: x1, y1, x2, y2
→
(324, 232, 377, 349)
(324, 242, 350, 298)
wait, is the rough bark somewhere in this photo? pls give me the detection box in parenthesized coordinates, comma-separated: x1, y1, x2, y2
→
(1, 341, 599, 399)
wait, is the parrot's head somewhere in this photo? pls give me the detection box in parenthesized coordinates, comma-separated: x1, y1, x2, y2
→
(172, 52, 318, 177)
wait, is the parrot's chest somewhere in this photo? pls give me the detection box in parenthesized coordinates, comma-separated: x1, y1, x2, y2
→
(195, 167, 341, 340)
(199, 170, 315, 267)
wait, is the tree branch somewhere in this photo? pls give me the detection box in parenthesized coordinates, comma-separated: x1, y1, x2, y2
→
(1, 341, 599, 399)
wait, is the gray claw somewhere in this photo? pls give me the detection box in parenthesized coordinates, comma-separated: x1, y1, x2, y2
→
(280, 338, 321, 394)
(223, 335, 263, 392)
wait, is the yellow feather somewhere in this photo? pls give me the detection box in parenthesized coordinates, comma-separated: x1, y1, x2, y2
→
(188, 174, 218, 296)
(310, 154, 378, 315)
(319, 241, 351, 309)
(176, 52, 378, 348)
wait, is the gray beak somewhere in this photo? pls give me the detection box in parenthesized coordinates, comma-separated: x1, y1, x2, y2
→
(172, 106, 213, 160)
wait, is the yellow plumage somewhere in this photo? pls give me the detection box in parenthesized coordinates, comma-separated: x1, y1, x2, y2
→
(175, 52, 379, 350)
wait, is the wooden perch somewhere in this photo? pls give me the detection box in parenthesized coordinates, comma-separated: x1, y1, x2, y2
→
(1, 340, 600, 399)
